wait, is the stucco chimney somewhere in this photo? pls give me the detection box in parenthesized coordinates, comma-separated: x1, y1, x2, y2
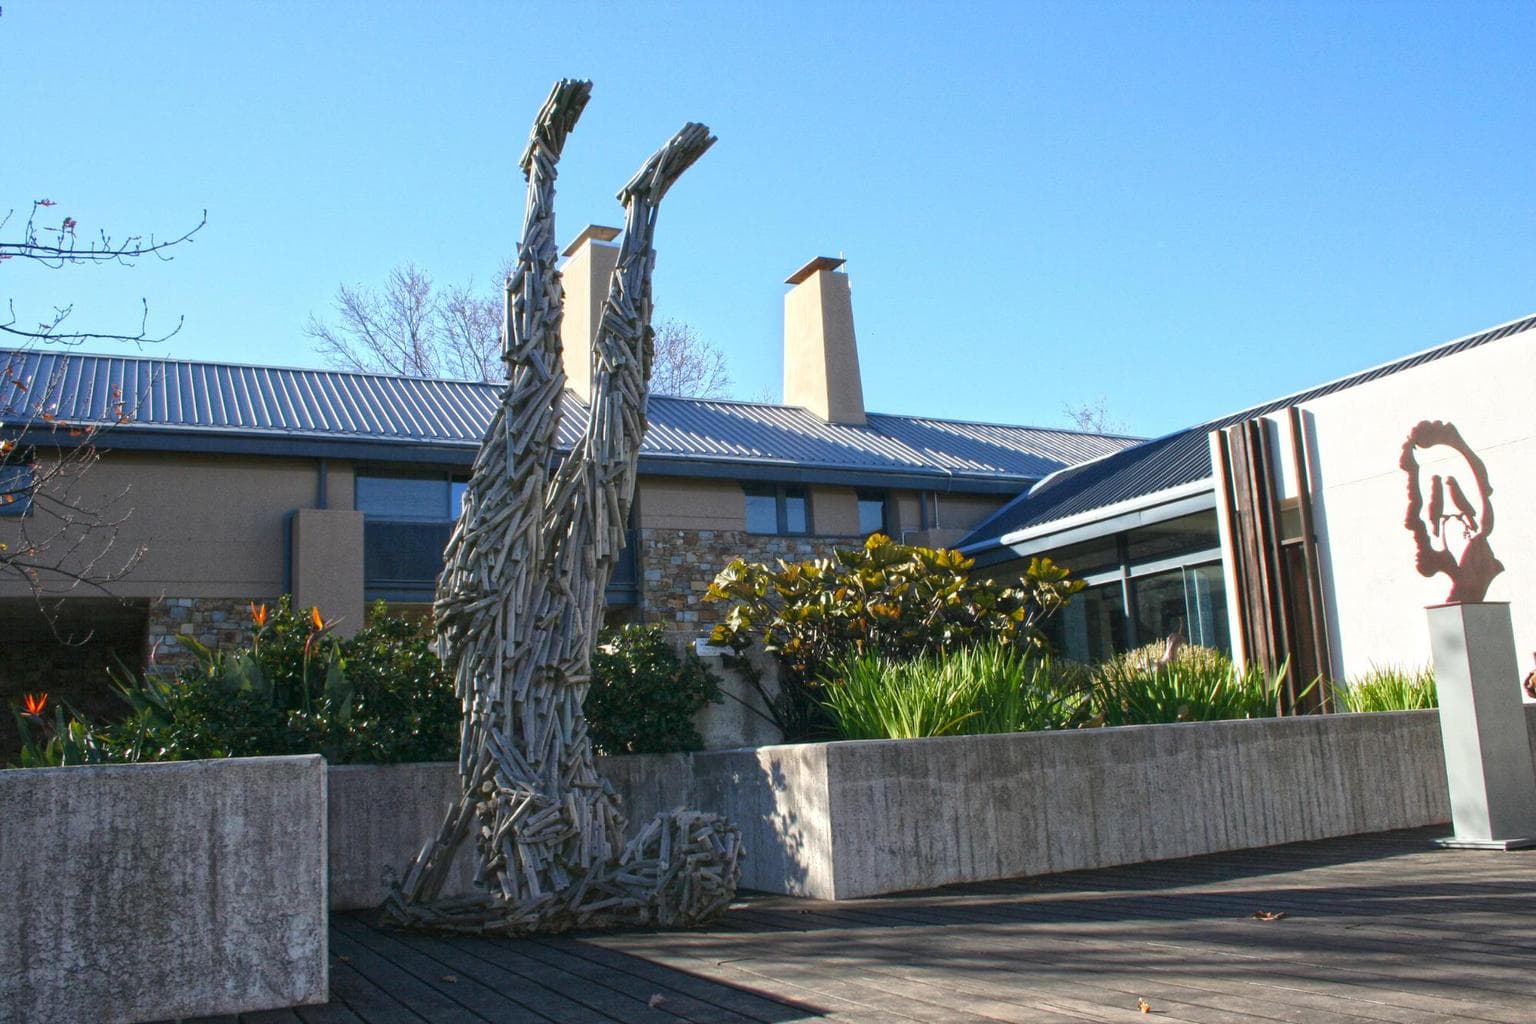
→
(783, 256, 866, 425)
(559, 224, 621, 404)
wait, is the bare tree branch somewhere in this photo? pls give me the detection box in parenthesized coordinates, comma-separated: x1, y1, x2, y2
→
(309, 263, 733, 396)
(650, 318, 731, 398)
(1062, 396, 1127, 435)
(0, 196, 199, 616)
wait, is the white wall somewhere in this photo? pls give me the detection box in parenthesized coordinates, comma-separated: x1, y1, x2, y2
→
(1283, 323, 1536, 682)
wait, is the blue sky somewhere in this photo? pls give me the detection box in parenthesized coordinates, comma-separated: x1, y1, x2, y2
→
(5, 1, 1533, 437)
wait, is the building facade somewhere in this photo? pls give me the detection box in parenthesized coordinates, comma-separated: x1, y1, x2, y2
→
(961, 312, 1536, 692)
(0, 243, 1134, 730)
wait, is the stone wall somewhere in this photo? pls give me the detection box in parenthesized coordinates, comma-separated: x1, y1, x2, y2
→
(146, 596, 260, 673)
(638, 527, 862, 632)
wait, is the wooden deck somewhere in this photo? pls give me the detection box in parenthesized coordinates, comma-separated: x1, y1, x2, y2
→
(193, 826, 1536, 1023)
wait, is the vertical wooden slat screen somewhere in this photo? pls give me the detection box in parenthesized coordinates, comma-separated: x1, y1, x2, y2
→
(1216, 410, 1335, 714)
(1288, 407, 1334, 710)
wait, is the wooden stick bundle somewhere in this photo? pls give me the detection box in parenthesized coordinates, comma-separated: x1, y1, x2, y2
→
(383, 79, 740, 936)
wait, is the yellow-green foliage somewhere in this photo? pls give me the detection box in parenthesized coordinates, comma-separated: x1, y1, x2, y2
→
(1334, 665, 1437, 712)
(1088, 644, 1292, 725)
(821, 643, 1086, 741)
(705, 534, 1084, 739)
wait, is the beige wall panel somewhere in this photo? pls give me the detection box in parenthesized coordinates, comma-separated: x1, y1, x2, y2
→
(814, 487, 861, 536)
(938, 494, 1007, 533)
(292, 508, 364, 637)
(891, 491, 922, 538)
(0, 451, 320, 600)
(639, 477, 745, 531)
(328, 461, 356, 511)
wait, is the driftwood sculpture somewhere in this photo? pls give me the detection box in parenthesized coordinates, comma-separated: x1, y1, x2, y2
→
(383, 80, 740, 935)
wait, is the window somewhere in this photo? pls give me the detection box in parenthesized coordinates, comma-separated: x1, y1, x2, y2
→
(857, 490, 887, 536)
(0, 463, 33, 517)
(356, 472, 467, 601)
(743, 484, 812, 535)
(1047, 581, 1128, 664)
(355, 473, 465, 521)
(1124, 512, 1221, 562)
(1036, 509, 1231, 660)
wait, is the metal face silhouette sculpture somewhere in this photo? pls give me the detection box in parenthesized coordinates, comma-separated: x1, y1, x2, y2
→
(1400, 420, 1503, 603)
(384, 80, 740, 936)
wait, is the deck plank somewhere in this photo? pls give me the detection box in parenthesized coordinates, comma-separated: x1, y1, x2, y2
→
(153, 827, 1536, 1024)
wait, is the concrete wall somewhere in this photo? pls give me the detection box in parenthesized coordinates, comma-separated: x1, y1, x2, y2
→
(819, 711, 1450, 897)
(0, 756, 328, 1024)
(1269, 323, 1536, 680)
(328, 753, 702, 912)
(331, 708, 1513, 906)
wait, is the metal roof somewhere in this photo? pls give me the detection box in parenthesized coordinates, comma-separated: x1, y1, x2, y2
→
(960, 311, 1536, 556)
(0, 348, 1138, 489)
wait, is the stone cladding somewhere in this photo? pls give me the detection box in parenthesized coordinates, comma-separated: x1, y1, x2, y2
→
(145, 597, 260, 673)
(637, 528, 864, 633)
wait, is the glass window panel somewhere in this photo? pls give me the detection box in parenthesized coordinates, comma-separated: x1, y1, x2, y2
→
(1184, 563, 1231, 654)
(1125, 512, 1221, 563)
(1047, 535, 1120, 577)
(857, 492, 886, 535)
(356, 475, 448, 519)
(783, 488, 809, 534)
(744, 487, 778, 534)
(1130, 564, 1232, 654)
(1048, 581, 1127, 664)
(1131, 568, 1190, 646)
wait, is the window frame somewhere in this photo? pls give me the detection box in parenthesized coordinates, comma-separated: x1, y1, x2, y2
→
(856, 489, 888, 537)
(354, 470, 468, 523)
(743, 483, 814, 536)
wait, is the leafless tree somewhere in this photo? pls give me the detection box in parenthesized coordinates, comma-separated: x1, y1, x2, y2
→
(650, 318, 731, 398)
(1062, 395, 1128, 435)
(0, 197, 202, 602)
(0, 357, 141, 599)
(305, 263, 507, 383)
(1, 199, 205, 346)
(310, 264, 733, 397)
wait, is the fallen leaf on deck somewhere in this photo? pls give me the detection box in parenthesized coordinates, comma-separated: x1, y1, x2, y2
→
(648, 994, 667, 1008)
(440, 974, 458, 983)
(1137, 997, 1152, 1013)
(1251, 910, 1287, 921)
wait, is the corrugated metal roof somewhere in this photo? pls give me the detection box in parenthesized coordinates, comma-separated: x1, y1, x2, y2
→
(961, 311, 1536, 552)
(0, 348, 1137, 484)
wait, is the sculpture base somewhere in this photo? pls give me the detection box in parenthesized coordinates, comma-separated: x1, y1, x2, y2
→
(1432, 835, 1536, 851)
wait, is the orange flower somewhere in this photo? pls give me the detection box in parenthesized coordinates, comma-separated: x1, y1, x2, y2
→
(250, 602, 269, 627)
(310, 606, 324, 631)
(21, 692, 48, 717)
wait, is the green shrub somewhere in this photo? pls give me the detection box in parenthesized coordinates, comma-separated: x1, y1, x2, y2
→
(821, 643, 1087, 740)
(1088, 643, 1294, 725)
(706, 534, 1084, 739)
(584, 625, 722, 755)
(1334, 665, 1437, 712)
(9, 598, 459, 767)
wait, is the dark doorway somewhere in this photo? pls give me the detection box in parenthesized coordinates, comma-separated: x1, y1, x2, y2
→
(0, 599, 148, 765)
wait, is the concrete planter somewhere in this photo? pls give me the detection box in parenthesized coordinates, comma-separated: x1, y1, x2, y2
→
(327, 753, 698, 911)
(332, 708, 1536, 905)
(0, 755, 328, 1024)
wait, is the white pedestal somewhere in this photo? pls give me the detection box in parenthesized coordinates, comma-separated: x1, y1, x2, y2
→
(1426, 602, 1536, 850)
